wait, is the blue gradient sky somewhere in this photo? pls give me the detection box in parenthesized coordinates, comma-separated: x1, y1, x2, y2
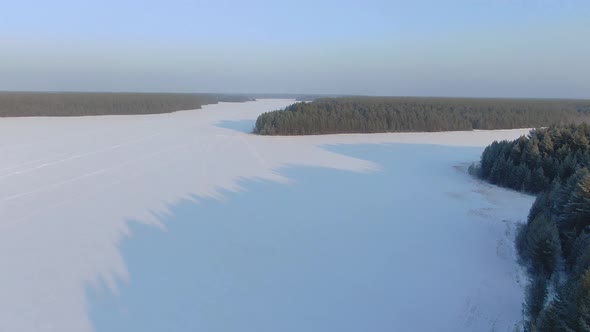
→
(1, 0, 589, 98)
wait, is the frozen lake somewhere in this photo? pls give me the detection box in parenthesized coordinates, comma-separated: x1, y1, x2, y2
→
(0, 99, 534, 331)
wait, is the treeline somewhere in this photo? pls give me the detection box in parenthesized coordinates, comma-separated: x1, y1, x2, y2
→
(0, 92, 252, 117)
(254, 97, 590, 135)
(245, 93, 328, 101)
(474, 124, 590, 330)
(474, 125, 590, 193)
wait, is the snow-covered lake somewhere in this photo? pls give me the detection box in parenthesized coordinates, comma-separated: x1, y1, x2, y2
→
(0, 99, 534, 331)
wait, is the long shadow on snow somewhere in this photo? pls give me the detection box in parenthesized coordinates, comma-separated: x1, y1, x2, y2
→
(87, 143, 517, 332)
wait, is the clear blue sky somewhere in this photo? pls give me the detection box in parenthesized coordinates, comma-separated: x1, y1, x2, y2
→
(1, 0, 589, 98)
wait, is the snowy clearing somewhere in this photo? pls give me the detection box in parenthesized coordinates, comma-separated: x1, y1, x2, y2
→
(0, 99, 533, 331)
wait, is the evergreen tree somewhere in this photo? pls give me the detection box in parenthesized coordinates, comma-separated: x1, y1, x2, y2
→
(536, 301, 562, 332)
(254, 98, 590, 135)
(561, 171, 590, 236)
(474, 125, 590, 331)
(528, 167, 548, 193)
(525, 215, 561, 276)
(578, 271, 590, 331)
(540, 134, 555, 155)
(524, 276, 548, 328)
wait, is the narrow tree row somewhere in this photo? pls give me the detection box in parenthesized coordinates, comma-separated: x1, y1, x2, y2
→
(254, 97, 590, 135)
(0, 92, 252, 117)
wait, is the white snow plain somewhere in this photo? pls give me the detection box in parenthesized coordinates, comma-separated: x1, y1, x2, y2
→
(0, 99, 533, 331)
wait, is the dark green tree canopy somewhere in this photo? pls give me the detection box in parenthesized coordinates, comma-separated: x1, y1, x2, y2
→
(478, 124, 590, 331)
(0, 92, 252, 117)
(475, 124, 590, 194)
(254, 97, 590, 135)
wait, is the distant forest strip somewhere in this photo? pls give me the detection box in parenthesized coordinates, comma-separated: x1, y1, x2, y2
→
(0, 92, 253, 117)
(254, 97, 590, 135)
(472, 124, 590, 330)
(245, 93, 338, 102)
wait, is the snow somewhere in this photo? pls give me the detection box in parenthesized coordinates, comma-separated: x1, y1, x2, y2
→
(0, 99, 534, 331)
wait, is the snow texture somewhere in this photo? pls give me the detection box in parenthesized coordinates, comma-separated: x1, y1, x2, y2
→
(0, 99, 533, 331)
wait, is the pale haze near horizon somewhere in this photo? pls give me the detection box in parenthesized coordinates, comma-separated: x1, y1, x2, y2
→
(1, 0, 589, 98)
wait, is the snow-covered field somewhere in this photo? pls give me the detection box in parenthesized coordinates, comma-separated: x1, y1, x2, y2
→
(0, 99, 534, 331)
